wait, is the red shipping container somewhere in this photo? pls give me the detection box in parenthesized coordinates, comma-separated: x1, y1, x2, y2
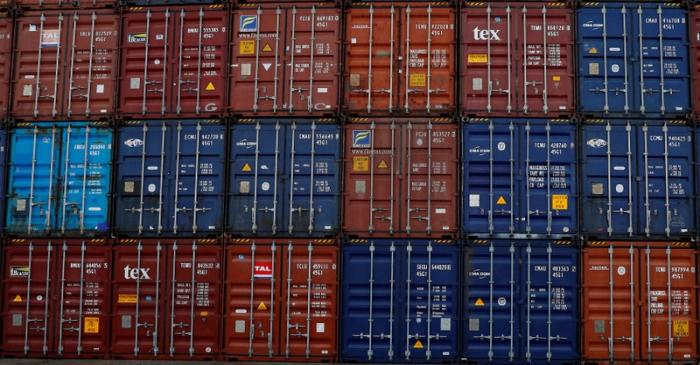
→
(690, 7, 700, 118)
(1, 239, 111, 358)
(344, 3, 456, 115)
(0, 13, 11, 120)
(14, 0, 115, 9)
(229, 4, 341, 116)
(119, 6, 228, 119)
(460, 3, 574, 117)
(223, 238, 338, 361)
(582, 241, 698, 363)
(111, 239, 222, 359)
(11, 10, 119, 121)
(343, 118, 458, 238)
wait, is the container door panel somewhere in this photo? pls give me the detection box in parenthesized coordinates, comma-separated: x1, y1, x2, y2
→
(0, 16, 12, 118)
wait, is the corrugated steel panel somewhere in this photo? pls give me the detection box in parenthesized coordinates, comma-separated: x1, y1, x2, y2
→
(582, 242, 698, 363)
(0, 130, 7, 233)
(114, 120, 226, 236)
(0, 13, 12, 120)
(6, 122, 113, 236)
(343, 118, 459, 238)
(11, 10, 119, 121)
(223, 239, 338, 361)
(462, 118, 576, 237)
(581, 121, 695, 238)
(230, 4, 341, 116)
(344, 3, 456, 115)
(577, 3, 690, 117)
(690, 6, 700, 118)
(463, 240, 579, 363)
(340, 239, 459, 363)
(119, 6, 228, 118)
(228, 119, 341, 237)
(14, 0, 116, 9)
(460, 3, 575, 117)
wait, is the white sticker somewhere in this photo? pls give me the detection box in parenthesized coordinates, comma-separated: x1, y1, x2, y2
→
(469, 194, 480, 207)
(241, 63, 251, 76)
(148, 184, 156, 193)
(234, 309, 247, 314)
(205, 347, 212, 353)
(615, 184, 624, 193)
(617, 266, 626, 276)
(147, 166, 158, 171)
(613, 166, 626, 171)
(435, 208, 446, 214)
(88, 207, 102, 212)
(472, 77, 483, 91)
(22, 85, 33, 96)
(156, 34, 164, 41)
(130, 77, 140, 89)
(235, 320, 246, 333)
(416, 138, 424, 146)
(29, 24, 37, 32)
(351, 37, 357, 44)
(497, 297, 507, 306)
(96, 84, 104, 94)
(316, 323, 325, 333)
(497, 142, 506, 151)
(36, 295, 43, 301)
(440, 318, 451, 331)
(611, 64, 620, 73)
(318, 87, 328, 93)
(154, 59, 161, 65)
(261, 182, 270, 191)
(610, 47, 621, 52)
(262, 63, 272, 71)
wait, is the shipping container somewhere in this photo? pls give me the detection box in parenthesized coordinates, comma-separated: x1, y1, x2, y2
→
(14, 0, 116, 9)
(581, 121, 695, 238)
(1, 239, 111, 358)
(577, 3, 690, 117)
(462, 118, 576, 237)
(11, 10, 119, 121)
(111, 239, 222, 359)
(0, 13, 12, 120)
(344, 3, 456, 115)
(114, 120, 226, 236)
(462, 240, 578, 364)
(228, 118, 341, 237)
(6, 122, 113, 236)
(582, 241, 698, 363)
(0, 130, 7, 233)
(230, 4, 341, 116)
(119, 6, 228, 119)
(223, 238, 338, 361)
(340, 239, 459, 363)
(125, 0, 218, 6)
(343, 118, 458, 238)
(460, 3, 574, 118)
(689, 6, 700, 118)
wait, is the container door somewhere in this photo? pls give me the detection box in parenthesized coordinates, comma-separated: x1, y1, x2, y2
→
(1, 243, 56, 355)
(639, 246, 697, 361)
(55, 242, 111, 356)
(165, 241, 221, 357)
(115, 123, 168, 235)
(58, 125, 111, 234)
(0, 130, 7, 231)
(285, 122, 340, 236)
(401, 242, 458, 362)
(279, 242, 337, 359)
(111, 242, 166, 357)
(7, 126, 61, 234)
(341, 242, 399, 362)
(0, 15, 13, 118)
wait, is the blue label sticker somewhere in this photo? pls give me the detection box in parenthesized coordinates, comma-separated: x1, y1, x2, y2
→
(352, 130, 371, 148)
(240, 15, 258, 33)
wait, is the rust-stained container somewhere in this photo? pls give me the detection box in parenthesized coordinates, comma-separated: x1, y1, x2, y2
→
(229, 4, 341, 116)
(119, 6, 228, 119)
(14, 0, 116, 9)
(11, 10, 119, 121)
(344, 3, 456, 115)
(223, 238, 338, 361)
(460, 3, 574, 117)
(111, 239, 222, 359)
(582, 241, 699, 363)
(1, 239, 111, 358)
(0, 13, 12, 120)
(343, 118, 458, 238)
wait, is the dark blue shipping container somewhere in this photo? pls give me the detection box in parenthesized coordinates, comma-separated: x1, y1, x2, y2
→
(462, 240, 579, 364)
(582, 121, 695, 238)
(6, 122, 112, 235)
(462, 119, 577, 237)
(341, 239, 459, 363)
(229, 118, 341, 237)
(114, 120, 225, 236)
(577, 3, 690, 117)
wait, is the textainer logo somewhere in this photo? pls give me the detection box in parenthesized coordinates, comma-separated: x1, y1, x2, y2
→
(352, 130, 371, 148)
(127, 33, 147, 43)
(123, 265, 151, 280)
(240, 15, 258, 33)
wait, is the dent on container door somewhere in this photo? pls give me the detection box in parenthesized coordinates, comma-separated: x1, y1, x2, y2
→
(340, 239, 459, 363)
(11, 11, 119, 121)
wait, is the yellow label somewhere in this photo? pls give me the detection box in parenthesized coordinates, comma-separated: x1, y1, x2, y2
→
(13, 294, 21, 303)
(673, 320, 689, 337)
(413, 340, 424, 349)
(83, 317, 99, 334)
(262, 43, 273, 52)
(468, 54, 488, 63)
(588, 47, 598, 54)
(353, 156, 370, 172)
(551, 194, 568, 210)
(118, 294, 137, 304)
(475, 298, 485, 306)
(239, 40, 255, 55)
(242, 163, 252, 172)
(496, 196, 507, 205)
(377, 160, 388, 169)
(552, 75, 561, 81)
(409, 73, 426, 87)
(200, 311, 209, 317)
(205, 82, 215, 91)
(257, 301, 267, 310)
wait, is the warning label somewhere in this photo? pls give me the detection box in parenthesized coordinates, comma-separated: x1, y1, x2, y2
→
(84, 317, 100, 333)
(673, 320, 689, 337)
(413, 340, 423, 349)
(13, 294, 21, 303)
(467, 54, 488, 64)
(205, 82, 215, 91)
(353, 156, 369, 172)
(551, 194, 568, 210)
(262, 43, 272, 52)
(475, 298, 485, 306)
(377, 160, 388, 169)
(118, 294, 137, 304)
(257, 301, 268, 310)
(239, 40, 255, 55)
(242, 163, 252, 172)
(409, 73, 426, 87)
(496, 196, 506, 205)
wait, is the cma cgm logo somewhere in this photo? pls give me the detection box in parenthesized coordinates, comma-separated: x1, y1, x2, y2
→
(352, 130, 371, 148)
(124, 138, 144, 148)
(240, 15, 258, 32)
(123, 265, 151, 280)
(473, 27, 500, 41)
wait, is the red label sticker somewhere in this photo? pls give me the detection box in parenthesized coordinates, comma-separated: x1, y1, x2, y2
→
(254, 261, 273, 278)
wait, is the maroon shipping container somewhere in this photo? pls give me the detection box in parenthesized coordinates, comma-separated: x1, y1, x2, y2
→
(691, 7, 700, 118)
(344, 118, 458, 237)
(223, 238, 338, 361)
(120, 6, 228, 119)
(582, 241, 698, 363)
(1, 239, 111, 358)
(11, 10, 119, 121)
(344, 3, 456, 115)
(14, 0, 115, 9)
(111, 239, 222, 359)
(460, 3, 574, 117)
(0, 12, 11, 120)
(229, 4, 341, 116)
